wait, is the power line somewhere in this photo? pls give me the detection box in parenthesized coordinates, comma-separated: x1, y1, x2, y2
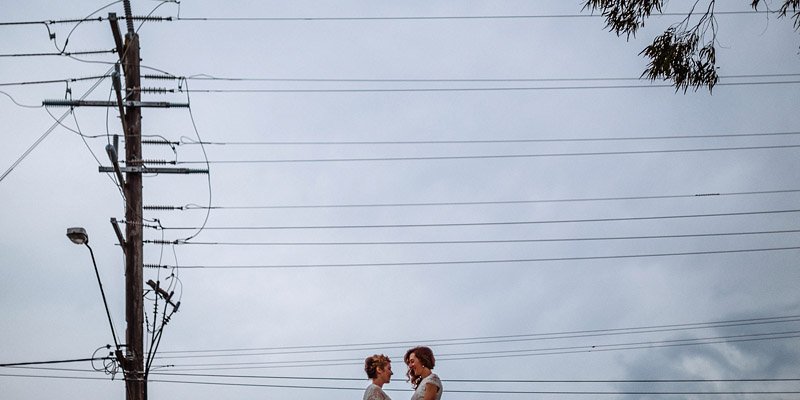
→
(172, 130, 800, 146)
(170, 144, 800, 164)
(145, 229, 800, 247)
(154, 316, 800, 360)
(147, 245, 800, 270)
(438, 331, 800, 360)
(10, 365, 800, 384)
(146, 377, 800, 395)
(155, 331, 800, 371)
(0, 373, 113, 382)
(0, 49, 115, 58)
(180, 73, 800, 84)
(0, 75, 111, 87)
(3, 371, 796, 396)
(0, 90, 42, 109)
(156, 188, 800, 211)
(155, 208, 800, 231)
(178, 79, 800, 93)
(0, 9, 770, 28)
(156, 314, 800, 355)
(0, 71, 110, 183)
(172, 10, 769, 22)
(0, 15, 170, 27)
(0, 357, 109, 368)
(150, 371, 800, 383)
(0, 17, 106, 27)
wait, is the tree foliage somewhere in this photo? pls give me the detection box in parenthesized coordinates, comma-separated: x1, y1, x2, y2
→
(583, 0, 800, 93)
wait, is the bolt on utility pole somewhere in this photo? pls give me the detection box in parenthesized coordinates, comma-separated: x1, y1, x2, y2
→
(109, 6, 145, 400)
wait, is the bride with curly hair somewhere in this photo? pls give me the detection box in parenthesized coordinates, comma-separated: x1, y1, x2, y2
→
(404, 346, 442, 400)
(363, 354, 393, 400)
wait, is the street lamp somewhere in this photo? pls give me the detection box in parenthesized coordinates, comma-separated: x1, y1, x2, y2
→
(66, 227, 121, 351)
(66, 227, 89, 245)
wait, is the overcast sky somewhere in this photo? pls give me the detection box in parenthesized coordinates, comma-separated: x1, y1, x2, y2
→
(1, 1, 799, 399)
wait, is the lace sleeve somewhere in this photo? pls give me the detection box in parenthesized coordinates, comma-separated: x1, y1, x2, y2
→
(425, 373, 442, 391)
(364, 385, 391, 400)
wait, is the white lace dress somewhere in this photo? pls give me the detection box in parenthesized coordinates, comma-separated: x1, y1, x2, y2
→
(363, 383, 392, 400)
(410, 373, 442, 400)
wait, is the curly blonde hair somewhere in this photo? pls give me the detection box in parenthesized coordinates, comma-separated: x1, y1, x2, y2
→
(364, 354, 391, 379)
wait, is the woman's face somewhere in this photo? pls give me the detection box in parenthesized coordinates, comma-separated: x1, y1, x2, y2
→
(377, 362, 393, 384)
(406, 353, 423, 375)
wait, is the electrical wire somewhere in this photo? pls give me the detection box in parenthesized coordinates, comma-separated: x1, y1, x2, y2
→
(8, 364, 799, 384)
(150, 371, 800, 383)
(0, 16, 117, 27)
(171, 10, 770, 23)
(0, 358, 110, 368)
(7, 319, 795, 390)
(178, 80, 800, 93)
(0, 49, 115, 58)
(146, 377, 800, 395)
(0, 90, 43, 108)
(66, 107, 125, 197)
(154, 316, 800, 360)
(0, 76, 114, 86)
(162, 188, 800, 211)
(135, 1, 174, 33)
(2, 370, 797, 396)
(172, 130, 800, 146)
(154, 208, 800, 231)
(4, 370, 795, 395)
(166, 142, 800, 164)
(0, 373, 113, 382)
(135, 2, 189, 384)
(180, 72, 800, 84)
(176, 78, 213, 243)
(147, 245, 800, 270)
(156, 314, 800, 355)
(0, 9, 773, 27)
(0, 70, 111, 184)
(38, 85, 125, 198)
(155, 331, 800, 371)
(145, 229, 800, 247)
(49, 0, 123, 55)
(436, 331, 800, 361)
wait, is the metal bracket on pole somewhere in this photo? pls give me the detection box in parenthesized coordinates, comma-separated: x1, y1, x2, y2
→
(110, 218, 127, 254)
(112, 64, 130, 136)
(109, 13, 125, 63)
(106, 144, 127, 187)
(146, 280, 180, 310)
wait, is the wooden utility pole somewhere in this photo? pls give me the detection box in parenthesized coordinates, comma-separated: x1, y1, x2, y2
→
(109, 8, 145, 400)
(123, 31, 145, 400)
(97, 6, 198, 399)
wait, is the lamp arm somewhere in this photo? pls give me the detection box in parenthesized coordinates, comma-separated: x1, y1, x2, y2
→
(85, 243, 122, 351)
